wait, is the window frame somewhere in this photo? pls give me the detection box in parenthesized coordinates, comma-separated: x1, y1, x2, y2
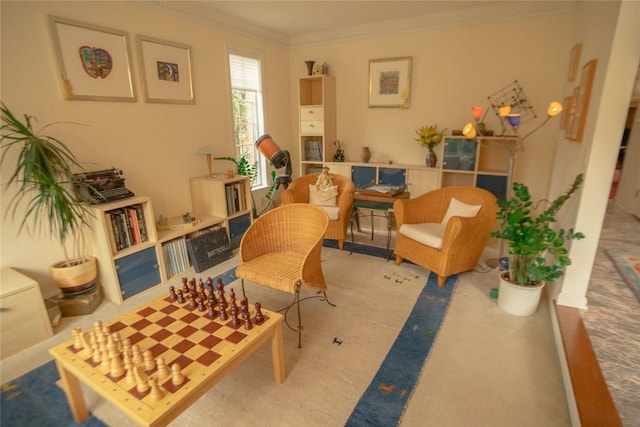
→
(227, 47, 267, 189)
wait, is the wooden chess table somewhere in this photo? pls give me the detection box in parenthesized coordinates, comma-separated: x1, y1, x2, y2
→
(49, 287, 286, 426)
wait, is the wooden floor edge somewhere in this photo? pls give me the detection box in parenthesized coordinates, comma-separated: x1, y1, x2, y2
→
(554, 301, 623, 426)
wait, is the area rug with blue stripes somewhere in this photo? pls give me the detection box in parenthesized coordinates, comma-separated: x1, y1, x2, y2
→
(2, 241, 456, 426)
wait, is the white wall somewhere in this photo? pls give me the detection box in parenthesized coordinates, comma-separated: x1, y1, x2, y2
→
(288, 12, 576, 200)
(0, 1, 291, 295)
(551, 0, 639, 308)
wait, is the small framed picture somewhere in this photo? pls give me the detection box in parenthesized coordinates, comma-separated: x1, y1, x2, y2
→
(137, 36, 194, 104)
(368, 57, 412, 108)
(568, 43, 582, 82)
(49, 16, 136, 101)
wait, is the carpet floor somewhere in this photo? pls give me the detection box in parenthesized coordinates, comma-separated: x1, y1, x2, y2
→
(1, 234, 570, 426)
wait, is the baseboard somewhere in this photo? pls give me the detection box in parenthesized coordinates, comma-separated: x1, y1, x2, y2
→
(552, 301, 622, 426)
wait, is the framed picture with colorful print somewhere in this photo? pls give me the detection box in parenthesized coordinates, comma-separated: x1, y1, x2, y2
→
(368, 57, 412, 108)
(137, 36, 194, 104)
(49, 16, 136, 101)
(567, 59, 597, 142)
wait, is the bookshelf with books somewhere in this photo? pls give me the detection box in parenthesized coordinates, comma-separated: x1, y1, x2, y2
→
(88, 196, 230, 304)
(299, 75, 336, 175)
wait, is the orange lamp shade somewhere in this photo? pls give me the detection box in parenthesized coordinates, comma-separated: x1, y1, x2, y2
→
(471, 106, 483, 121)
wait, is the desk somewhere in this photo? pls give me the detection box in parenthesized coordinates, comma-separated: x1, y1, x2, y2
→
(49, 289, 285, 426)
(351, 192, 409, 260)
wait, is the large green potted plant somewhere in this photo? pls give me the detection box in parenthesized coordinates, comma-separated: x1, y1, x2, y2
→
(0, 102, 96, 293)
(491, 173, 585, 316)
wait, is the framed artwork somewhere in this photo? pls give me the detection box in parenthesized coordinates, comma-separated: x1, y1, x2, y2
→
(568, 43, 582, 82)
(137, 36, 194, 104)
(560, 95, 572, 130)
(567, 59, 597, 142)
(368, 57, 412, 108)
(49, 16, 136, 101)
(564, 88, 579, 139)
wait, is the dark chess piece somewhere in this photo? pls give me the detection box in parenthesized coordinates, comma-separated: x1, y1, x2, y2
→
(177, 289, 185, 304)
(197, 298, 206, 312)
(189, 278, 197, 294)
(218, 299, 228, 321)
(254, 302, 265, 323)
(169, 286, 177, 302)
(229, 288, 238, 312)
(181, 277, 189, 293)
(206, 302, 217, 319)
(188, 293, 197, 310)
(206, 277, 213, 289)
(208, 287, 218, 305)
(230, 307, 241, 328)
(217, 286, 227, 310)
(243, 316, 253, 330)
(198, 279, 205, 294)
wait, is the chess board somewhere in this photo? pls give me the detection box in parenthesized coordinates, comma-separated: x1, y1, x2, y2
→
(49, 282, 285, 426)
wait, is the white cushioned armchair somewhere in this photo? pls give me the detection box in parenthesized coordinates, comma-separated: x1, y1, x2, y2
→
(281, 172, 355, 249)
(393, 186, 498, 287)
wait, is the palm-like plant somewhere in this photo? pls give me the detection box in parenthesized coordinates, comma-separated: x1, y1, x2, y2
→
(0, 102, 91, 262)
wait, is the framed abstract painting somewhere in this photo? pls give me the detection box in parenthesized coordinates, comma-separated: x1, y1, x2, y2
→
(368, 57, 412, 109)
(137, 36, 194, 104)
(49, 16, 136, 101)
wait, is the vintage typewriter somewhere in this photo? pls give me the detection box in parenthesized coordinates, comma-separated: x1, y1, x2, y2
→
(73, 168, 135, 204)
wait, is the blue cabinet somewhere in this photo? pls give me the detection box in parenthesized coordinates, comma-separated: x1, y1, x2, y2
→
(115, 246, 160, 300)
(229, 213, 252, 249)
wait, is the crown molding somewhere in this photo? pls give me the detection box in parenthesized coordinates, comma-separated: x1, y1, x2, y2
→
(140, 1, 577, 47)
(291, 1, 578, 46)
(140, 1, 290, 45)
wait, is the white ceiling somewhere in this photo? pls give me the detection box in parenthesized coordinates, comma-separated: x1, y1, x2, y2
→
(150, 1, 569, 45)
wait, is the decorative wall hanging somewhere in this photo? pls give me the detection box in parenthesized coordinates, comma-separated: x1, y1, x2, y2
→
(137, 36, 194, 104)
(368, 57, 411, 109)
(49, 16, 136, 101)
(568, 43, 582, 82)
(566, 59, 597, 142)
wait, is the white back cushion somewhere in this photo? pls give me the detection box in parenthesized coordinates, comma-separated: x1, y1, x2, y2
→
(441, 197, 481, 225)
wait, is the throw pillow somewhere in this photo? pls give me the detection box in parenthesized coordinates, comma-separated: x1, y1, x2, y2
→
(441, 197, 481, 225)
(309, 184, 338, 206)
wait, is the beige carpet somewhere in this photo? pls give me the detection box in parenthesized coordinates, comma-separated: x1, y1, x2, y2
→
(1, 243, 570, 426)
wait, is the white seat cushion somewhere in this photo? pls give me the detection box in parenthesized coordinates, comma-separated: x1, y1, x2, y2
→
(398, 223, 446, 249)
(319, 205, 340, 220)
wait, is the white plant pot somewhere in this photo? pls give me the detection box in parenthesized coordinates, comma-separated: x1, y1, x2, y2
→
(497, 273, 545, 316)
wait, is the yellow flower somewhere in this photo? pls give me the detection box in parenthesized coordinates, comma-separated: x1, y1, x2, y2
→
(415, 124, 447, 150)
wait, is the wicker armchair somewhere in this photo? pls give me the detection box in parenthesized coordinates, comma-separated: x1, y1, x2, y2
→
(281, 172, 355, 249)
(235, 203, 331, 348)
(393, 186, 497, 288)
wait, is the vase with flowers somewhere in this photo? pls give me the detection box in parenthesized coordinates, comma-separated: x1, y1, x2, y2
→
(415, 124, 447, 167)
(333, 139, 345, 162)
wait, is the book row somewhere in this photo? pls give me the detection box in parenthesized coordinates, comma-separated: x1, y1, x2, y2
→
(162, 237, 190, 278)
(225, 182, 247, 215)
(106, 204, 149, 251)
(304, 139, 323, 162)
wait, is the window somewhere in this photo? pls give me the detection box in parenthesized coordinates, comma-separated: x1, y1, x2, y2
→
(228, 52, 266, 188)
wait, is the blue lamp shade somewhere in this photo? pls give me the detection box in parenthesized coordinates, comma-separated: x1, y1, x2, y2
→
(506, 114, 521, 128)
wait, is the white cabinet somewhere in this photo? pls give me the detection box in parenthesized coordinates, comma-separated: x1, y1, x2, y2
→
(298, 75, 336, 175)
(1, 267, 53, 358)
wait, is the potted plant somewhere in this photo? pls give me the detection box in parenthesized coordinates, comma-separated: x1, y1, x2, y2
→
(491, 173, 585, 316)
(0, 102, 97, 293)
(415, 124, 447, 167)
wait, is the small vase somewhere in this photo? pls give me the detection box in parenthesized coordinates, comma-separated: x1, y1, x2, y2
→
(360, 147, 371, 163)
(333, 149, 345, 162)
(304, 60, 315, 76)
(425, 149, 437, 168)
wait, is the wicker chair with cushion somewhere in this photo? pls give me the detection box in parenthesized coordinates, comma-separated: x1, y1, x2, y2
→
(281, 172, 355, 249)
(393, 186, 498, 288)
(235, 203, 331, 348)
